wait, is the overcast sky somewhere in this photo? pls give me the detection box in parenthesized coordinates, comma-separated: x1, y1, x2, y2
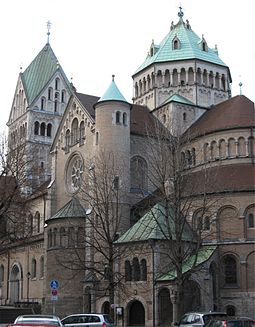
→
(1, 0, 254, 132)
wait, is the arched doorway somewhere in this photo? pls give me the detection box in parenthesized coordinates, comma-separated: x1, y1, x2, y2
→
(128, 300, 145, 326)
(10, 265, 21, 304)
(158, 288, 172, 326)
(102, 301, 110, 314)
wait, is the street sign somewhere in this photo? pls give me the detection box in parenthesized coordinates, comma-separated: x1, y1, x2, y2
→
(51, 295, 58, 301)
(52, 289, 58, 296)
(50, 280, 59, 289)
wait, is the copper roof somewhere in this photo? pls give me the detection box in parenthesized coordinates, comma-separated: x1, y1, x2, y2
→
(184, 163, 255, 195)
(186, 95, 255, 139)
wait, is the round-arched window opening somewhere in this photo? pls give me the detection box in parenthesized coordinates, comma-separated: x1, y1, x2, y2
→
(65, 154, 84, 194)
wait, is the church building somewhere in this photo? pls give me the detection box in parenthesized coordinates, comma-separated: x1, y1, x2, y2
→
(0, 8, 254, 327)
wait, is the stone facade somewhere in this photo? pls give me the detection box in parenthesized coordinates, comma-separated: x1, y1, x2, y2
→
(0, 8, 254, 327)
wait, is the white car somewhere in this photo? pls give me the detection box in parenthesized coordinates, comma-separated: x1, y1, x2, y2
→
(61, 314, 114, 327)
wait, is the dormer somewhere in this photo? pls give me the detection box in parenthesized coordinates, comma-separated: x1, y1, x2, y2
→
(172, 35, 181, 50)
(198, 35, 208, 52)
(149, 40, 159, 57)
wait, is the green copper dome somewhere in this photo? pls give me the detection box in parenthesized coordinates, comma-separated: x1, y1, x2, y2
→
(97, 75, 127, 103)
(134, 9, 227, 75)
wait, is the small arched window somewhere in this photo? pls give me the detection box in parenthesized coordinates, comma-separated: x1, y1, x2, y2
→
(71, 118, 79, 145)
(173, 39, 179, 50)
(0, 264, 4, 283)
(55, 78, 60, 90)
(61, 90, 66, 103)
(31, 258, 37, 278)
(60, 227, 66, 247)
(183, 112, 187, 121)
(40, 122, 46, 136)
(203, 216, 210, 231)
(54, 100, 58, 112)
(123, 112, 127, 125)
(41, 97, 46, 110)
(226, 305, 236, 316)
(34, 121, 39, 135)
(140, 259, 147, 281)
(130, 156, 148, 191)
(53, 228, 58, 247)
(80, 121, 85, 144)
(65, 129, 71, 150)
(116, 111, 121, 124)
(48, 229, 52, 248)
(247, 213, 254, 228)
(34, 211, 40, 233)
(96, 132, 99, 145)
(132, 257, 140, 281)
(223, 255, 237, 285)
(48, 87, 53, 100)
(125, 260, 132, 281)
(47, 123, 52, 137)
(40, 256, 44, 278)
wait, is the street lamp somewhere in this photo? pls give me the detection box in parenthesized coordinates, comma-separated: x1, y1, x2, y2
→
(27, 272, 31, 303)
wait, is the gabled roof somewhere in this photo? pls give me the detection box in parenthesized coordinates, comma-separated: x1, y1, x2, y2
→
(134, 12, 227, 75)
(21, 43, 70, 105)
(157, 245, 216, 281)
(46, 197, 87, 221)
(115, 202, 193, 244)
(96, 76, 128, 104)
(186, 95, 255, 138)
(160, 94, 195, 107)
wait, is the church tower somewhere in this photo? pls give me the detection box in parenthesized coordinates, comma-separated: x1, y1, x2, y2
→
(132, 8, 232, 112)
(7, 25, 73, 190)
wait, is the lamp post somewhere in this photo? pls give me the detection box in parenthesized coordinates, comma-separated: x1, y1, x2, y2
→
(149, 239, 156, 327)
(26, 272, 31, 303)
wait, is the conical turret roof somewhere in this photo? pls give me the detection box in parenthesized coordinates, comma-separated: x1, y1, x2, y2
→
(134, 9, 227, 75)
(97, 75, 127, 104)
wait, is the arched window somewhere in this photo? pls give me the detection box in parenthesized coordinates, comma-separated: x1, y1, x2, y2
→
(34, 121, 39, 135)
(228, 138, 236, 157)
(61, 90, 66, 103)
(71, 118, 79, 145)
(48, 87, 53, 100)
(53, 228, 58, 247)
(55, 78, 60, 90)
(40, 122, 46, 136)
(211, 141, 218, 159)
(47, 124, 52, 137)
(238, 137, 246, 157)
(60, 227, 66, 247)
(203, 216, 210, 231)
(140, 259, 147, 281)
(123, 112, 127, 125)
(219, 139, 226, 159)
(183, 112, 187, 121)
(192, 210, 203, 231)
(80, 121, 85, 144)
(130, 156, 148, 192)
(40, 256, 44, 278)
(54, 100, 58, 112)
(34, 211, 40, 233)
(173, 38, 179, 50)
(132, 257, 140, 281)
(96, 132, 99, 145)
(226, 305, 236, 316)
(65, 129, 71, 150)
(203, 143, 209, 162)
(48, 229, 52, 248)
(248, 137, 254, 157)
(68, 227, 75, 247)
(186, 150, 192, 166)
(31, 258, 37, 278)
(0, 264, 4, 283)
(125, 260, 132, 281)
(247, 213, 254, 228)
(223, 255, 237, 285)
(41, 97, 46, 110)
(116, 111, 121, 124)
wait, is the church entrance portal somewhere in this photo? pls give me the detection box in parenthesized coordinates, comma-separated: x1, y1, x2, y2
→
(128, 300, 145, 326)
(10, 265, 21, 304)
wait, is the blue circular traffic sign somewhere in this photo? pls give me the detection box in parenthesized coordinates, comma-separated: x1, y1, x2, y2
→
(50, 280, 59, 289)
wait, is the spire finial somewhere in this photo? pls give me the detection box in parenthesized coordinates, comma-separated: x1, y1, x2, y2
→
(112, 74, 115, 81)
(178, 4, 184, 19)
(239, 82, 243, 95)
(46, 20, 51, 44)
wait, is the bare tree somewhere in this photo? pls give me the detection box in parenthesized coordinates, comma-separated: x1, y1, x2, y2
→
(136, 120, 223, 323)
(0, 133, 35, 243)
(56, 150, 130, 319)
